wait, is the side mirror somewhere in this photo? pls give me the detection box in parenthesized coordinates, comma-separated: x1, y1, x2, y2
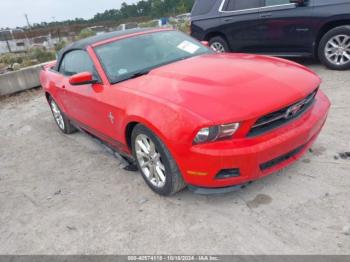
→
(290, 0, 305, 6)
(69, 72, 97, 86)
(201, 41, 209, 47)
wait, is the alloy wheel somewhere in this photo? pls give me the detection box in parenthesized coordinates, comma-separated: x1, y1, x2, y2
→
(135, 134, 166, 188)
(50, 100, 65, 130)
(324, 34, 350, 66)
(210, 42, 226, 53)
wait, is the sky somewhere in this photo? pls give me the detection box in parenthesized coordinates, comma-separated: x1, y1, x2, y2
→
(0, 0, 139, 29)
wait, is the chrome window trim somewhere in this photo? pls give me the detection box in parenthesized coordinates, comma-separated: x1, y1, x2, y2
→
(218, 0, 261, 13)
(260, 3, 296, 11)
(218, 0, 296, 14)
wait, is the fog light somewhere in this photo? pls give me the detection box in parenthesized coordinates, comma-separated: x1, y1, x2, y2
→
(216, 169, 240, 179)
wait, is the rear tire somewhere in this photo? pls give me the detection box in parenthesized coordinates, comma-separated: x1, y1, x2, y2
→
(131, 124, 186, 196)
(209, 36, 230, 53)
(318, 25, 350, 70)
(48, 97, 77, 134)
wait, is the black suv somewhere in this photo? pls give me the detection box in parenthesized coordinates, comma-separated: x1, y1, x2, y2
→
(190, 0, 350, 70)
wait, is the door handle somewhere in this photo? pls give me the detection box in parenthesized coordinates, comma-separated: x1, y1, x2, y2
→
(223, 18, 233, 22)
(260, 13, 272, 18)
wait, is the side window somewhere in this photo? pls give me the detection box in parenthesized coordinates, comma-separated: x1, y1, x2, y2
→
(192, 0, 217, 16)
(264, 0, 290, 6)
(224, 0, 262, 11)
(59, 50, 99, 80)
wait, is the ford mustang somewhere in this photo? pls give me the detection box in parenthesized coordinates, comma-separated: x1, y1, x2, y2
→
(40, 28, 331, 195)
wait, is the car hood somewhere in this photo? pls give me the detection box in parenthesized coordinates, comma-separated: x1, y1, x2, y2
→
(121, 53, 321, 124)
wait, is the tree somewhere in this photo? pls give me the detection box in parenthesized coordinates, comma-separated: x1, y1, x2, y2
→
(30, 0, 195, 28)
(137, 0, 151, 16)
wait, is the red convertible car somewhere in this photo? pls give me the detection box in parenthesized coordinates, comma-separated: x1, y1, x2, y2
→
(40, 28, 330, 195)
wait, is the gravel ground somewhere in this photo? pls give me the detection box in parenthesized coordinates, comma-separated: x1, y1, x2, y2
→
(0, 60, 349, 255)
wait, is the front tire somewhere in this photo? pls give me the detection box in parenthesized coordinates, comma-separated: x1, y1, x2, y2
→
(131, 124, 186, 196)
(318, 26, 350, 70)
(48, 97, 77, 134)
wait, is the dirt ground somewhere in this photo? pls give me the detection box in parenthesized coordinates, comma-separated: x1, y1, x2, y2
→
(0, 60, 349, 255)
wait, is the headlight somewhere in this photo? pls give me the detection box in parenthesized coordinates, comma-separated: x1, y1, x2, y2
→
(193, 123, 240, 144)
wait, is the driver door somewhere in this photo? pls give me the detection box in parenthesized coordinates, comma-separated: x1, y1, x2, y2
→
(58, 50, 104, 134)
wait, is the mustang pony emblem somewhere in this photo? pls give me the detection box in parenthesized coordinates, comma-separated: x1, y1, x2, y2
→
(285, 102, 305, 119)
(108, 112, 115, 124)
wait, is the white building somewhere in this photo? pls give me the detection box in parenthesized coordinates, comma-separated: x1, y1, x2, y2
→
(0, 29, 30, 54)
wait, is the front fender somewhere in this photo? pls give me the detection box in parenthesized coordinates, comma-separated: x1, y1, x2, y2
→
(120, 94, 210, 160)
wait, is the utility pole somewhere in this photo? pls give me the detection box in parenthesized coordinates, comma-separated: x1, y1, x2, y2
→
(24, 14, 31, 29)
(5, 38, 12, 53)
(24, 14, 32, 50)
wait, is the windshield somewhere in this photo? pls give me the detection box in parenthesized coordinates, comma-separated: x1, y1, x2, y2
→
(94, 30, 213, 84)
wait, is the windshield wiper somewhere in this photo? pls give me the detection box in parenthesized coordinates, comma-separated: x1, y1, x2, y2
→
(112, 70, 150, 84)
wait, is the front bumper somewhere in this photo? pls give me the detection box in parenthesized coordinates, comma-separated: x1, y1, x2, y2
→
(175, 91, 330, 188)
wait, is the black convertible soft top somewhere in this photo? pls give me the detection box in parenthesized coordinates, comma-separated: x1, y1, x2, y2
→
(54, 28, 152, 71)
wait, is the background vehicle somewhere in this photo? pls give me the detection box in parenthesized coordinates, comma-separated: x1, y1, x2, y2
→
(190, 0, 350, 70)
(40, 28, 330, 196)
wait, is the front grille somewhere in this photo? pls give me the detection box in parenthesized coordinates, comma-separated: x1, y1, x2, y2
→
(260, 145, 305, 171)
(248, 89, 318, 137)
